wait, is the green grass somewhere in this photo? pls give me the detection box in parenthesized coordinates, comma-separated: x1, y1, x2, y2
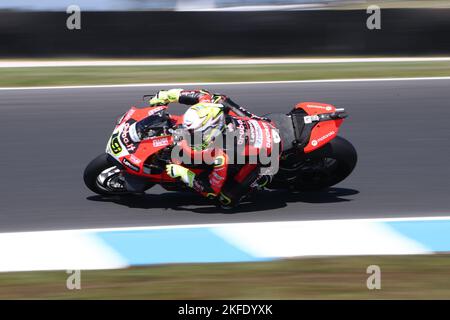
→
(2, 255, 450, 299)
(0, 61, 450, 87)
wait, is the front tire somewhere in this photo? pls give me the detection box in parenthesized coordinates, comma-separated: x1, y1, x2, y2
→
(294, 136, 357, 191)
(83, 153, 130, 196)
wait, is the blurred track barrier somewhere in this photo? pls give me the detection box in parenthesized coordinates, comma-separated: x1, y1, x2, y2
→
(1, 216, 450, 272)
(1, 9, 450, 57)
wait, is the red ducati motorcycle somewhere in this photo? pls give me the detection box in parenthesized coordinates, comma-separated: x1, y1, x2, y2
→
(84, 98, 357, 202)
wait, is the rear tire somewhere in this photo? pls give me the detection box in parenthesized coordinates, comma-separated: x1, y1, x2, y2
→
(294, 136, 357, 191)
(83, 153, 131, 196)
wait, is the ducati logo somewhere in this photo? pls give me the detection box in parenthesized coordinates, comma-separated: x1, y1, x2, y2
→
(237, 120, 246, 143)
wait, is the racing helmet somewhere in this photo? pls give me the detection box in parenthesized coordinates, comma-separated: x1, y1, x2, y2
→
(182, 103, 225, 150)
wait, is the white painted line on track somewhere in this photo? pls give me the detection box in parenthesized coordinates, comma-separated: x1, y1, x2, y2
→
(3, 215, 450, 235)
(1, 76, 450, 91)
(1, 57, 450, 68)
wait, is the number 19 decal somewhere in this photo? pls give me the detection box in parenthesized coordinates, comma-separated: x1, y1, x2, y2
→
(110, 133, 122, 155)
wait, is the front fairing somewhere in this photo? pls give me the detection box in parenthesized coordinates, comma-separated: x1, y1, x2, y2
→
(105, 106, 175, 176)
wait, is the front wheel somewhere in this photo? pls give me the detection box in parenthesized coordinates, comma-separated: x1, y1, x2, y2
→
(293, 136, 357, 191)
(83, 154, 131, 196)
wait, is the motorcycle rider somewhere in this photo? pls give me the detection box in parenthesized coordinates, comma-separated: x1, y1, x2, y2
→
(145, 88, 276, 208)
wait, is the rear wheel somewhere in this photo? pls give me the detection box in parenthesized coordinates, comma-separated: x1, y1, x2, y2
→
(83, 154, 131, 196)
(294, 136, 357, 191)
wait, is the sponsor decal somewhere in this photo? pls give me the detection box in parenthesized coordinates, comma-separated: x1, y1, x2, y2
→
(249, 120, 263, 148)
(236, 120, 246, 145)
(148, 106, 167, 116)
(120, 122, 137, 152)
(311, 130, 336, 147)
(126, 144, 136, 152)
(129, 154, 142, 165)
(248, 121, 256, 144)
(214, 166, 225, 173)
(211, 172, 224, 181)
(210, 179, 221, 188)
(122, 158, 140, 172)
(262, 122, 272, 149)
(123, 109, 136, 123)
(306, 104, 333, 111)
(304, 115, 320, 124)
(152, 137, 169, 148)
(121, 122, 131, 143)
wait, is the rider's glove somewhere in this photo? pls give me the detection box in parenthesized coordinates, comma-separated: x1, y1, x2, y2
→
(149, 89, 183, 106)
(166, 164, 195, 187)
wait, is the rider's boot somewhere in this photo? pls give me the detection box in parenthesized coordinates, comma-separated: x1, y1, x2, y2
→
(217, 165, 264, 209)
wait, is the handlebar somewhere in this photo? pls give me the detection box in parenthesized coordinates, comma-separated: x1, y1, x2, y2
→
(142, 94, 155, 101)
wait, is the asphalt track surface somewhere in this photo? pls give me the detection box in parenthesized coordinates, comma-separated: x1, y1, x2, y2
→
(1, 80, 449, 232)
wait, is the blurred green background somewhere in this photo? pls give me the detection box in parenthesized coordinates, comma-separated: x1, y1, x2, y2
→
(1, 61, 450, 87)
(2, 255, 450, 299)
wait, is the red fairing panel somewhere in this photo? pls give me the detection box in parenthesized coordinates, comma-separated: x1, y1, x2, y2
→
(295, 102, 344, 153)
(117, 106, 176, 179)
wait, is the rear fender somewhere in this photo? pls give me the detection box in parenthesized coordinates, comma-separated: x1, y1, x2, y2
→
(294, 102, 344, 153)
